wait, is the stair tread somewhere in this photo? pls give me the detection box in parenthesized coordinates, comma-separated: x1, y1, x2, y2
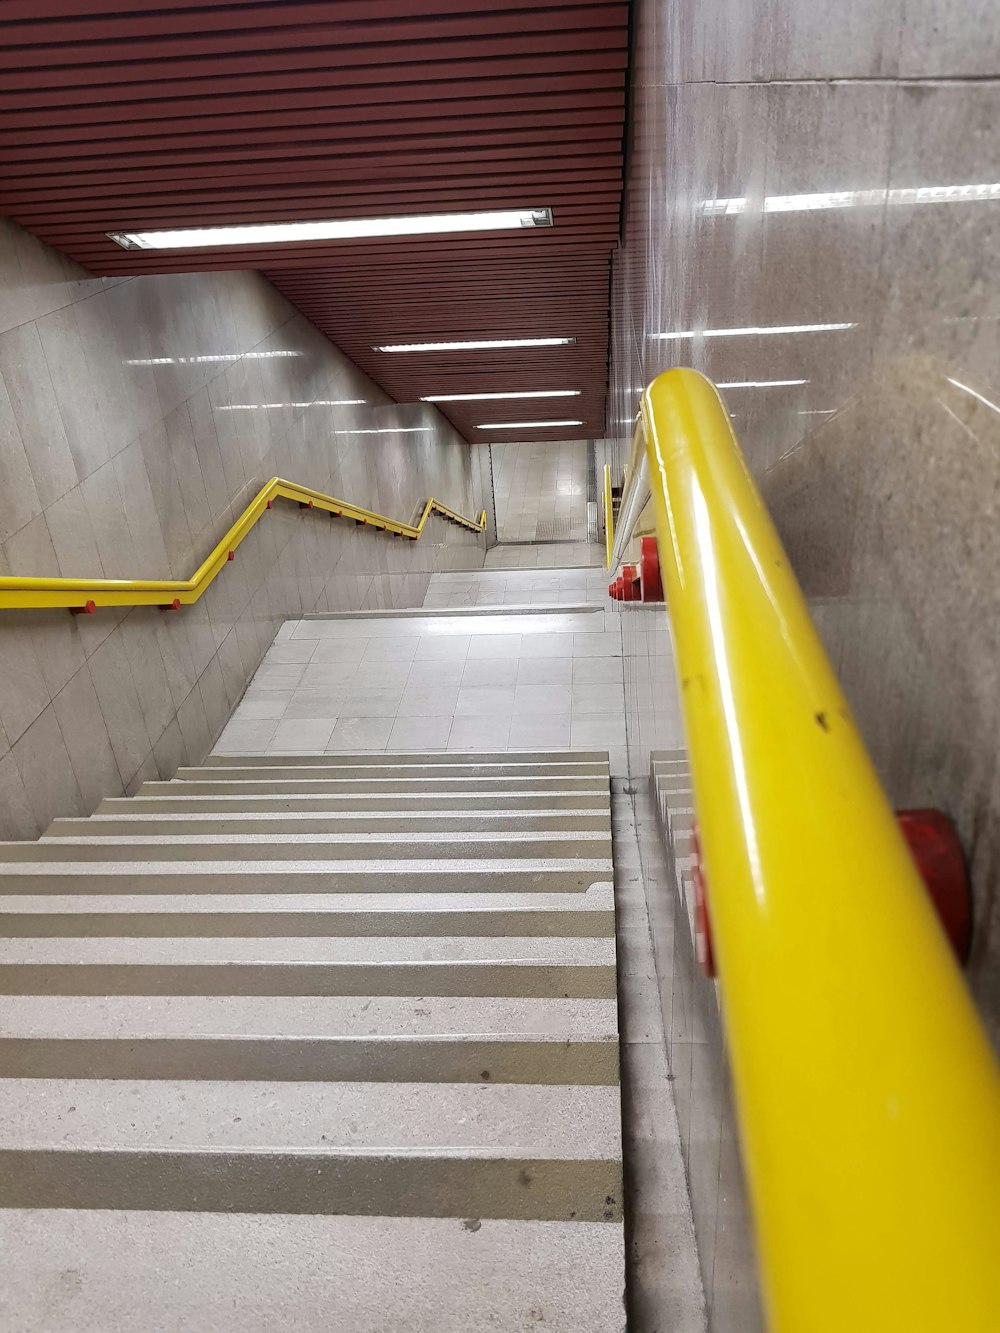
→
(0, 993, 619, 1039)
(0, 937, 616, 965)
(0, 1212, 625, 1332)
(0, 1081, 621, 1156)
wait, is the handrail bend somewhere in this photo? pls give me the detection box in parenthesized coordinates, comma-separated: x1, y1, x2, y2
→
(636, 369, 1000, 1331)
(0, 478, 486, 612)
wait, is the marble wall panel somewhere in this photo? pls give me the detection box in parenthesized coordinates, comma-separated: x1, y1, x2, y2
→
(609, 2, 1000, 1325)
(0, 216, 489, 838)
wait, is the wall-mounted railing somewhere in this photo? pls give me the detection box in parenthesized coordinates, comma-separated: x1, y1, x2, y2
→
(0, 477, 486, 613)
(616, 368, 1000, 1331)
(602, 462, 614, 570)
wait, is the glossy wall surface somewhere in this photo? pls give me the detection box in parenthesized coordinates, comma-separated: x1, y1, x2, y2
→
(608, 3, 1000, 1327)
(0, 217, 488, 839)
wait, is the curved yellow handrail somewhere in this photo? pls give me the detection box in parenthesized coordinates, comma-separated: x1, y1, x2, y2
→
(640, 369, 1000, 1332)
(0, 478, 486, 612)
(603, 462, 614, 570)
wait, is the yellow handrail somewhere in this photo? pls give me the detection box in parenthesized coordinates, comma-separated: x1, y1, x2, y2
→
(0, 478, 486, 612)
(603, 462, 614, 569)
(640, 369, 1000, 1332)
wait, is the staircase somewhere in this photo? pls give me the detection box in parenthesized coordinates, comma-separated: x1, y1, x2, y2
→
(0, 750, 625, 1331)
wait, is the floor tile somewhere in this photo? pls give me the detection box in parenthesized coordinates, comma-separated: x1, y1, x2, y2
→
(573, 631, 623, 658)
(280, 688, 350, 719)
(310, 640, 368, 665)
(571, 714, 627, 746)
(447, 714, 513, 751)
(511, 684, 573, 715)
(387, 714, 454, 750)
(396, 684, 461, 716)
(251, 663, 305, 689)
(465, 632, 524, 660)
(341, 686, 405, 717)
(516, 657, 573, 686)
(572, 682, 625, 714)
(326, 715, 395, 751)
(359, 637, 419, 664)
(269, 717, 336, 751)
(235, 693, 291, 721)
(508, 714, 572, 748)
(461, 658, 519, 686)
(516, 631, 575, 658)
(406, 659, 466, 687)
(214, 719, 278, 753)
(573, 656, 625, 684)
(414, 634, 471, 661)
(455, 685, 516, 716)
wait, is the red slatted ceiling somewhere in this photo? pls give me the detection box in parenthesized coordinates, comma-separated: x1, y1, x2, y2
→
(0, 1, 627, 445)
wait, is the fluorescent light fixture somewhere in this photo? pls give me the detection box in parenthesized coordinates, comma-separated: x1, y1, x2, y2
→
(220, 399, 367, 411)
(654, 322, 855, 340)
(108, 208, 554, 251)
(343, 427, 434, 436)
(421, 389, 581, 403)
(476, 419, 584, 430)
(124, 351, 300, 366)
(948, 377, 1000, 416)
(716, 379, 808, 389)
(701, 183, 1000, 217)
(374, 337, 576, 353)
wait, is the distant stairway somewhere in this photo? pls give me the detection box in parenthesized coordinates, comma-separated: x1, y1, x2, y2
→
(0, 751, 624, 1331)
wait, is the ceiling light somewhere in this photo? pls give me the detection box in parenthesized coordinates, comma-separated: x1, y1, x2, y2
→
(716, 379, 808, 389)
(476, 419, 584, 430)
(124, 351, 300, 365)
(374, 337, 576, 353)
(654, 322, 855, 340)
(108, 208, 554, 251)
(701, 183, 1000, 217)
(422, 389, 581, 402)
(343, 427, 434, 436)
(219, 399, 367, 411)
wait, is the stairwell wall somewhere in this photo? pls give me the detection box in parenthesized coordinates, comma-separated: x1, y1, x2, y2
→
(0, 216, 489, 838)
(608, 0, 1000, 1327)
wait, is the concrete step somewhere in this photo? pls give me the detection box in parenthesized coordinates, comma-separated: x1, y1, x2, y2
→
(0, 1078, 620, 1159)
(204, 750, 609, 768)
(101, 790, 611, 813)
(0, 1212, 625, 1331)
(0, 864, 612, 895)
(0, 729, 623, 1328)
(150, 776, 608, 796)
(0, 832, 613, 863)
(184, 761, 608, 781)
(0, 959, 616, 999)
(0, 1032, 618, 1084)
(0, 993, 619, 1041)
(0, 937, 615, 966)
(43, 809, 611, 838)
(0, 1145, 620, 1224)
(0, 883, 616, 937)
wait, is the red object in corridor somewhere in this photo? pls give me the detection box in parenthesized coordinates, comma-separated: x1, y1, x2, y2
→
(639, 536, 663, 601)
(896, 808, 972, 963)
(690, 820, 716, 978)
(690, 807, 971, 981)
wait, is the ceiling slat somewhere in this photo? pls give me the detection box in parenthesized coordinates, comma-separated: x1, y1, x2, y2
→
(0, 2, 626, 444)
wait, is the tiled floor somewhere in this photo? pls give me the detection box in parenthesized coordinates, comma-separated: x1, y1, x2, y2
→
(423, 566, 609, 608)
(483, 541, 603, 568)
(216, 606, 627, 772)
(491, 441, 591, 543)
